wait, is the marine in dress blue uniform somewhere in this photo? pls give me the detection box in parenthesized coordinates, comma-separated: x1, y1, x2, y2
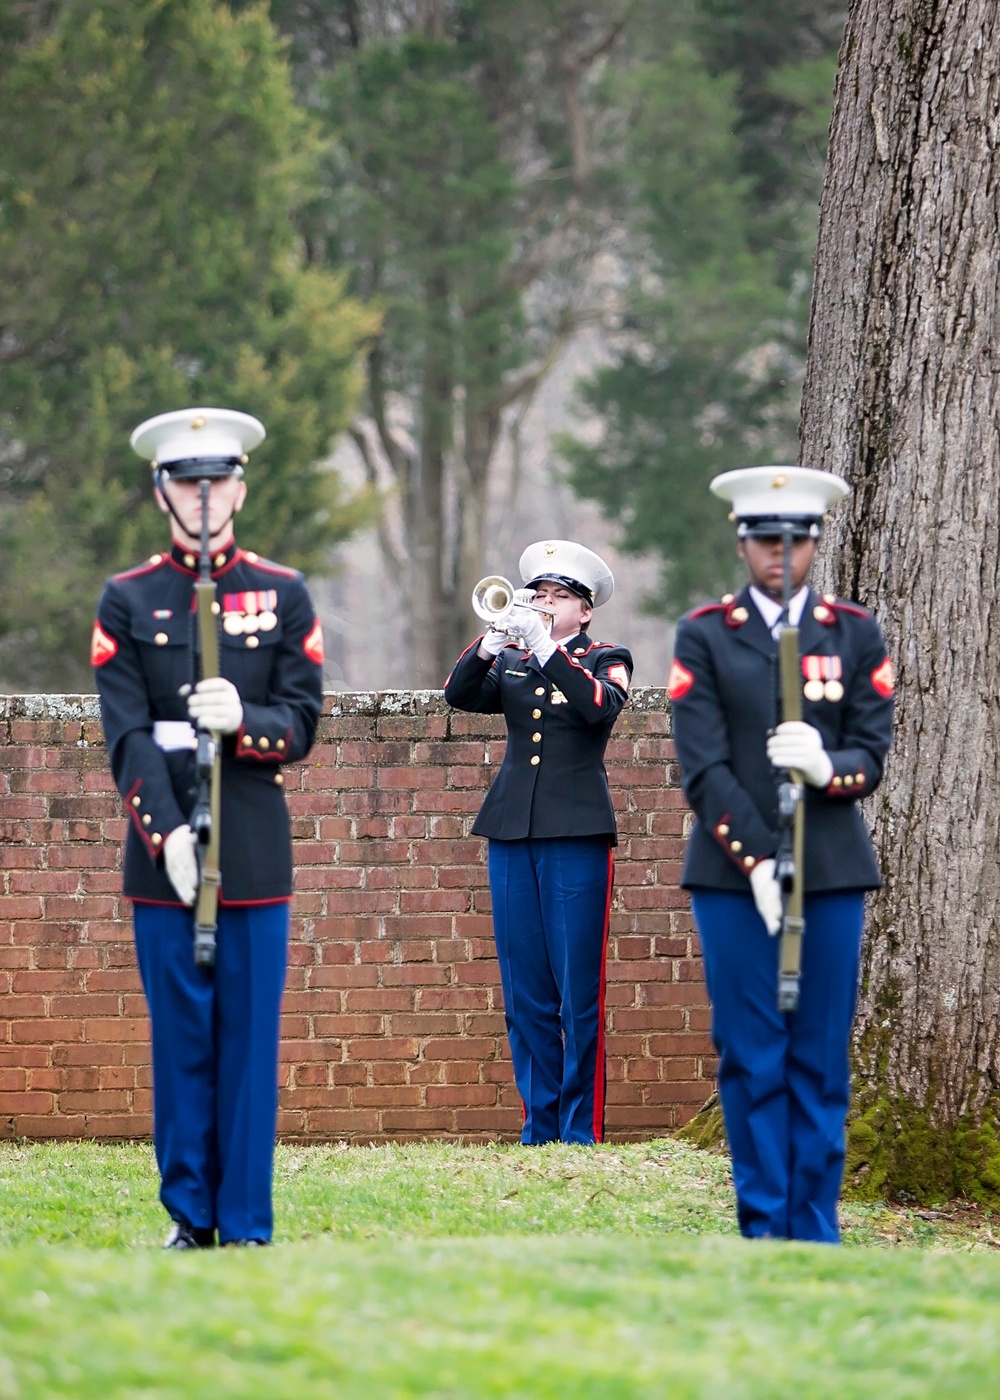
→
(444, 542, 633, 1145)
(669, 466, 894, 1242)
(92, 409, 323, 1248)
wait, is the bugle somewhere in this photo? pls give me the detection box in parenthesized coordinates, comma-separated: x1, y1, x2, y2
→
(471, 575, 552, 644)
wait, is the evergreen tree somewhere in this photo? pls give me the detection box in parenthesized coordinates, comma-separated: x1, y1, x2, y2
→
(0, 0, 376, 689)
(561, 0, 844, 613)
(266, 0, 633, 684)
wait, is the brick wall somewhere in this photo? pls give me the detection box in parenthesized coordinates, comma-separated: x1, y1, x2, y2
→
(0, 690, 713, 1142)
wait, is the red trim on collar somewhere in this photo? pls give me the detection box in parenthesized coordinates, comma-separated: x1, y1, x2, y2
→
(113, 556, 168, 582)
(688, 602, 727, 621)
(236, 550, 298, 579)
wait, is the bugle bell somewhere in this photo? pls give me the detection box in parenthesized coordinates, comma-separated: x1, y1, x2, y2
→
(471, 575, 516, 624)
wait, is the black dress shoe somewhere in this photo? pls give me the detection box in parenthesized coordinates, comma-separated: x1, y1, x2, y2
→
(164, 1222, 215, 1250)
(220, 1238, 269, 1248)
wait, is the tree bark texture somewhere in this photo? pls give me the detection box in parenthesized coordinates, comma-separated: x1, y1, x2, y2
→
(801, 0, 1000, 1192)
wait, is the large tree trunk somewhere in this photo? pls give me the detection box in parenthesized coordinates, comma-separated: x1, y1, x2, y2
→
(801, 0, 1000, 1200)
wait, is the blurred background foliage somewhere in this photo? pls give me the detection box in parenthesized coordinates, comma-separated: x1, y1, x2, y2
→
(0, 0, 844, 688)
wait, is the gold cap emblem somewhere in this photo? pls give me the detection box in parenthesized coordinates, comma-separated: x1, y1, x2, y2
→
(190, 415, 206, 429)
(772, 474, 787, 489)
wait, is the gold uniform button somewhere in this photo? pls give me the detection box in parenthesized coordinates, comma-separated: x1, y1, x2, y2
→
(574, 647, 585, 655)
(142, 814, 151, 826)
(814, 605, 831, 621)
(855, 772, 865, 783)
(151, 833, 162, 847)
(276, 739, 286, 752)
(530, 755, 541, 766)
(532, 708, 542, 719)
(532, 732, 541, 743)
(274, 773, 284, 786)
(259, 737, 270, 750)
(535, 687, 545, 697)
(154, 632, 169, 646)
(717, 823, 729, 836)
(833, 776, 843, 787)
(245, 635, 260, 648)
(242, 736, 254, 748)
(731, 607, 749, 623)
(244, 551, 259, 563)
(184, 553, 196, 569)
(743, 856, 755, 869)
(844, 775, 854, 787)
(731, 840, 743, 853)
(148, 553, 163, 565)
(824, 594, 836, 604)
(211, 600, 221, 616)
(214, 552, 226, 568)
(132, 795, 142, 808)
(721, 593, 734, 604)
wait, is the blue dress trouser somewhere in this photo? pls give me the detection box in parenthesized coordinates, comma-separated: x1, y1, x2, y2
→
(488, 836, 613, 1145)
(690, 889, 865, 1243)
(133, 902, 289, 1243)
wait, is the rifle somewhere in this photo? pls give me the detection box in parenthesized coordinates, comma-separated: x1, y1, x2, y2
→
(774, 523, 806, 1012)
(190, 478, 222, 969)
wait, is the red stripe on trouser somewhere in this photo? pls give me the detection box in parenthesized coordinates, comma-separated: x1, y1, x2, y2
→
(591, 847, 614, 1142)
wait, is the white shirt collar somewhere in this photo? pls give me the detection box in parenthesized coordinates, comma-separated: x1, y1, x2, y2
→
(750, 584, 809, 637)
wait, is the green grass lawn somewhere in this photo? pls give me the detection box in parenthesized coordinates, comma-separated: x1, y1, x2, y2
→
(1, 1140, 1000, 1398)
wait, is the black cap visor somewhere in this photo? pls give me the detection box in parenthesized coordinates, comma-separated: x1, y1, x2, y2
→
(737, 515, 821, 542)
(527, 573, 595, 605)
(157, 457, 244, 481)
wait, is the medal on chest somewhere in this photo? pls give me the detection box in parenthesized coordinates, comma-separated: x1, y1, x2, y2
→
(802, 654, 843, 702)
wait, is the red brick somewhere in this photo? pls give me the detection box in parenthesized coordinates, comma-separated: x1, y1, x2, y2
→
(426, 1086, 497, 1108)
(354, 1086, 425, 1108)
(422, 1037, 498, 1062)
(5, 1115, 87, 1138)
(302, 1109, 380, 1133)
(312, 1014, 384, 1037)
(343, 990, 414, 1013)
(282, 1087, 352, 1110)
(381, 965, 450, 986)
(380, 1110, 452, 1132)
(0, 1091, 54, 1113)
(345, 1037, 419, 1062)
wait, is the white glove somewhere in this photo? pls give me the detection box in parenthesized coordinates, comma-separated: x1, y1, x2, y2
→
(164, 824, 198, 906)
(749, 858, 782, 936)
(478, 628, 509, 658)
(509, 604, 556, 663)
(187, 676, 244, 735)
(766, 720, 834, 788)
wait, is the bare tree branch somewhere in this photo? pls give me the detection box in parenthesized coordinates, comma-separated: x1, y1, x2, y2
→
(348, 418, 408, 578)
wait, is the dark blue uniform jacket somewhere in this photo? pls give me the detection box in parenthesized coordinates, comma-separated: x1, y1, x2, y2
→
(444, 631, 633, 843)
(670, 585, 894, 892)
(92, 540, 323, 905)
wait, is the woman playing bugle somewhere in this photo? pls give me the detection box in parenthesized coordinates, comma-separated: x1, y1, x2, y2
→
(444, 541, 633, 1144)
